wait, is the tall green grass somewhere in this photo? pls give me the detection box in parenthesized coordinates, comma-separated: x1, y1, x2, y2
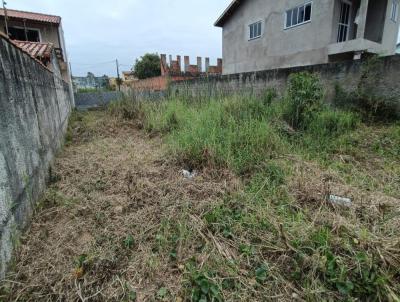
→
(136, 73, 360, 174)
(107, 72, 400, 300)
(142, 97, 286, 174)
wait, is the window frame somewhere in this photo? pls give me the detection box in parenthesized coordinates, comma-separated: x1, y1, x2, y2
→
(391, 0, 399, 22)
(248, 20, 263, 41)
(7, 26, 42, 42)
(284, 1, 313, 30)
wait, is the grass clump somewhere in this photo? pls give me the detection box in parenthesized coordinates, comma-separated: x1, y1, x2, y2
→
(141, 97, 285, 175)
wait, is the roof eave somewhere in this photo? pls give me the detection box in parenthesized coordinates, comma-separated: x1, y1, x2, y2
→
(214, 0, 242, 27)
(6, 16, 61, 25)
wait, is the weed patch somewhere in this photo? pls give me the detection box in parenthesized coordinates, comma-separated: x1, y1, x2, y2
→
(3, 71, 399, 301)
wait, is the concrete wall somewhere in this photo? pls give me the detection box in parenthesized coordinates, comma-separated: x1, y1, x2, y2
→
(219, 0, 399, 74)
(0, 35, 73, 277)
(169, 55, 400, 113)
(75, 91, 123, 110)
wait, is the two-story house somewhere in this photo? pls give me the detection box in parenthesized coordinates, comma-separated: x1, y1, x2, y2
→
(0, 8, 72, 83)
(215, 0, 400, 74)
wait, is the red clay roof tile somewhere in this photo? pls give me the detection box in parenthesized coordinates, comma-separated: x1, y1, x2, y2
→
(14, 40, 54, 59)
(0, 8, 61, 24)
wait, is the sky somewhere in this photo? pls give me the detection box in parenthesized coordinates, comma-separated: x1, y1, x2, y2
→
(5, 0, 231, 76)
(5, 1, 400, 77)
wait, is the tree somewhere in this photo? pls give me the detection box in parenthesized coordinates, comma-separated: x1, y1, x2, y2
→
(133, 53, 161, 79)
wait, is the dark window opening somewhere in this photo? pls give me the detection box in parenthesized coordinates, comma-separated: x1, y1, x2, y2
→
(365, 0, 387, 43)
(305, 4, 312, 20)
(7, 27, 40, 42)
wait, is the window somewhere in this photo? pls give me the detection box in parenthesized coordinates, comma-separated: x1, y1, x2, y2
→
(391, 0, 398, 22)
(285, 2, 312, 29)
(249, 21, 262, 40)
(8, 26, 40, 42)
(337, 1, 351, 42)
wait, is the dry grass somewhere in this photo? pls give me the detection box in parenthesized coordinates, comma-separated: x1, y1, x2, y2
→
(0, 111, 240, 301)
(1, 109, 399, 301)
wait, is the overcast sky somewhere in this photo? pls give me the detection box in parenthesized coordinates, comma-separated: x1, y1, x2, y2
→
(6, 0, 231, 76)
(5, 1, 400, 77)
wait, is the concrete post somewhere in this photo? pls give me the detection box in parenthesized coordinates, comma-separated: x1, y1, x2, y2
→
(169, 55, 173, 67)
(205, 57, 210, 72)
(217, 58, 223, 71)
(197, 57, 202, 73)
(356, 0, 369, 40)
(176, 55, 181, 72)
(184, 56, 190, 73)
(160, 54, 167, 76)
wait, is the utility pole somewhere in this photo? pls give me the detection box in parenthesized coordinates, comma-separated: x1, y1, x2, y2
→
(116, 59, 121, 91)
(2, 0, 9, 37)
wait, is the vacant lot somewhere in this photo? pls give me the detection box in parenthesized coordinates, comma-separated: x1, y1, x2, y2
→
(2, 73, 400, 301)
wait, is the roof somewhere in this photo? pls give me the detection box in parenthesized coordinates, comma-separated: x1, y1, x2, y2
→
(0, 31, 49, 70)
(0, 8, 61, 24)
(214, 0, 244, 27)
(14, 40, 54, 59)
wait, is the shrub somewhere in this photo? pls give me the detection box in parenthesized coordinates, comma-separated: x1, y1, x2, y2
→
(108, 98, 144, 121)
(307, 109, 360, 137)
(283, 72, 324, 130)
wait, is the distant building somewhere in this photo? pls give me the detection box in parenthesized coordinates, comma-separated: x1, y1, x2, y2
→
(0, 8, 72, 83)
(215, 0, 400, 74)
(108, 77, 118, 90)
(72, 72, 109, 91)
(122, 71, 138, 82)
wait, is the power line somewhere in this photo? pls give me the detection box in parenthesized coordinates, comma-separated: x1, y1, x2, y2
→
(70, 60, 116, 67)
(71, 61, 130, 69)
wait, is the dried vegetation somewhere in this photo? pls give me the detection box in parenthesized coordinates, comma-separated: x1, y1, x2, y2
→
(1, 71, 400, 301)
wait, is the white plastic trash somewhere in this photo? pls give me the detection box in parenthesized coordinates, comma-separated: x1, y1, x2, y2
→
(182, 169, 196, 179)
(328, 195, 352, 207)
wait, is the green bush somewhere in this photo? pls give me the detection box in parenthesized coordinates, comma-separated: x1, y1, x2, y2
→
(307, 109, 360, 137)
(283, 72, 324, 130)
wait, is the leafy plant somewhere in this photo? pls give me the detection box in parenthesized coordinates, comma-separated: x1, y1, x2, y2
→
(255, 264, 269, 283)
(187, 271, 222, 302)
(283, 72, 324, 130)
(123, 235, 135, 249)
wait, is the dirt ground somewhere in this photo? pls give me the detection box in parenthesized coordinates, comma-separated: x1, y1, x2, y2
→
(1, 112, 239, 301)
